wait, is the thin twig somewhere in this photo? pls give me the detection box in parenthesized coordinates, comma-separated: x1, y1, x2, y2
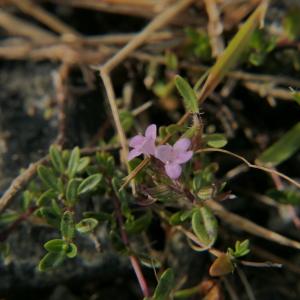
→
(0, 10, 56, 43)
(236, 266, 256, 300)
(196, 148, 300, 189)
(11, 0, 80, 36)
(206, 199, 300, 250)
(112, 194, 150, 297)
(100, 0, 195, 74)
(204, 0, 224, 57)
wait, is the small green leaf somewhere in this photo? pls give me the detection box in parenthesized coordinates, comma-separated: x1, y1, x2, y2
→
(51, 199, 62, 216)
(257, 122, 300, 166)
(49, 145, 65, 173)
(228, 239, 250, 258)
(192, 206, 218, 247)
(125, 210, 152, 234)
(38, 252, 65, 271)
(66, 179, 82, 206)
(204, 133, 228, 148)
(175, 75, 199, 114)
(77, 157, 90, 173)
(37, 189, 57, 206)
(21, 190, 33, 211)
(44, 239, 66, 252)
(67, 147, 80, 178)
(61, 211, 75, 241)
(76, 218, 98, 233)
(0, 211, 19, 226)
(36, 207, 61, 228)
(66, 243, 77, 258)
(152, 268, 175, 300)
(37, 165, 58, 190)
(78, 174, 102, 195)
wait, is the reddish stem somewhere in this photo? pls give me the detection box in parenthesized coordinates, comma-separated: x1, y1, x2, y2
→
(112, 195, 150, 298)
(0, 206, 37, 242)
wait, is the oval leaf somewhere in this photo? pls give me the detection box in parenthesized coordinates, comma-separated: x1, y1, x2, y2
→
(67, 147, 80, 178)
(38, 252, 65, 271)
(192, 206, 218, 247)
(78, 174, 102, 195)
(66, 179, 82, 206)
(61, 211, 75, 241)
(209, 254, 234, 277)
(44, 239, 66, 252)
(153, 268, 175, 300)
(49, 145, 64, 173)
(175, 75, 199, 114)
(37, 165, 58, 191)
(205, 134, 228, 148)
(77, 157, 90, 173)
(76, 218, 98, 234)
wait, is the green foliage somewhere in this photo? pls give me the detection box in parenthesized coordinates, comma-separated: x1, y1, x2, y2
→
(66, 243, 77, 258)
(61, 211, 75, 241)
(175, 75, 199, 114)
(257, 122, 300, 166)
(283, 8, 300, 40)
(267, 189, 300, 205)
(67, 147, 80, 178)
(152, 268, 175, 300)
(77, 157, 91, 173)
(49, 145, 65, 173)
(76, 218, 98, 234)
(191, 206, 218, 248)
(227, 239, 250, 258)
(204, 133, 228, 148)
(247, 29, 276, 66)
(185, 28, 211, 61)
(44, 239, 66, 252)
(78, 174, 102, 195)
(66, 179, 81, 206)
(96, 152, 115, 176)
(125, 210, 152, 234)
(37, 165, 59, 191)
(38, 252, 65, 271)
(0, 211, 19, 226)
(36, 207, 61, 228)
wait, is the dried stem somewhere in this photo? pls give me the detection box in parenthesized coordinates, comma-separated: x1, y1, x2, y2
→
(196, 148, 300, 189)
(11, 0, 80, 36)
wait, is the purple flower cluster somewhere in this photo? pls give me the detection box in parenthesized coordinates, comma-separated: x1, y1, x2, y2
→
(128, 124, 193, 180)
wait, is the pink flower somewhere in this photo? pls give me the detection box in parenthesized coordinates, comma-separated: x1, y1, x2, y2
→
(155, 138, 193, 180)
(128, 124, 157, 160)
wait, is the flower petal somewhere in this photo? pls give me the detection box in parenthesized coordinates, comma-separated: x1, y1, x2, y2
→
(165, 163, 182, 179)
(145, 124, 157, 139)
(142, 138, 156, 155)
(129, 135, 144, 148)
(175, 150, 193, 164)
(174, 138, 191, 151)
(128, 149, 142, 161)
(155, 145, 172, 163)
